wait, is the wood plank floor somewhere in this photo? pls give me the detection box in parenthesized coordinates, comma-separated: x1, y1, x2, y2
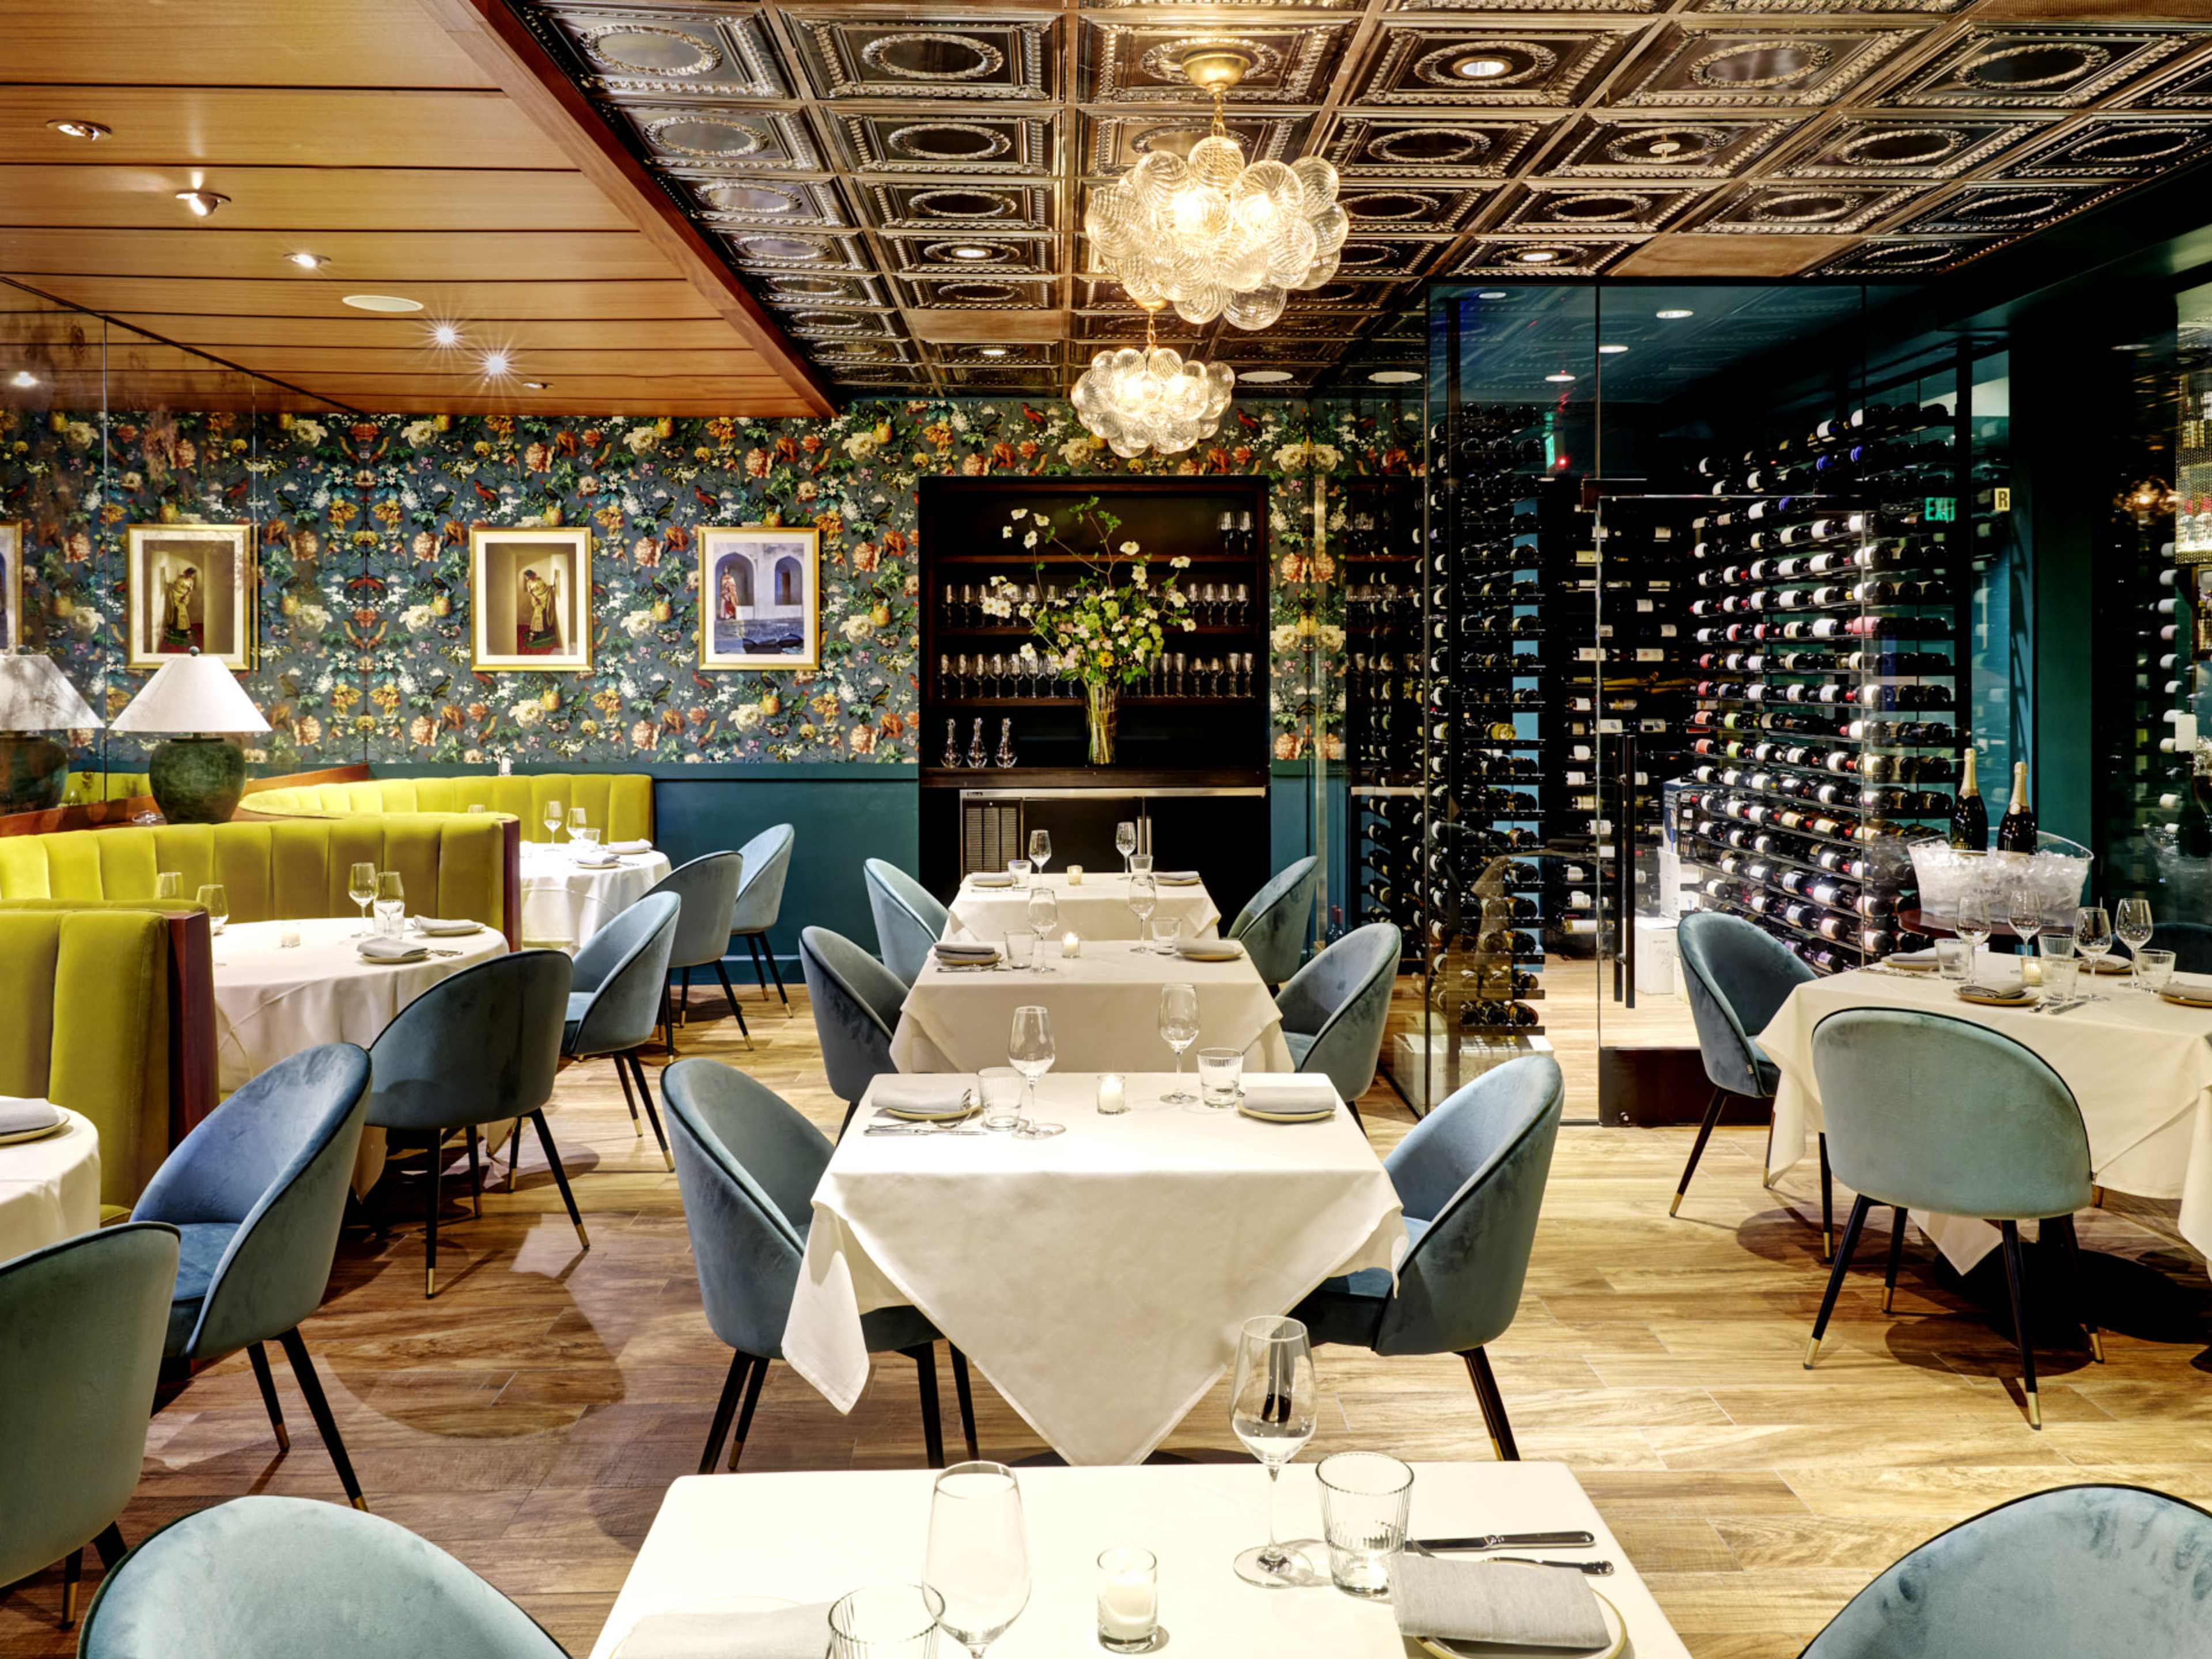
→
(5, 975, 2207, 1658)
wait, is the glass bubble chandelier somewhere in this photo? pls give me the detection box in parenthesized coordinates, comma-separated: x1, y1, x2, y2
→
(1070, 301, 1236, 459)
(1084, 47, 1347, 331)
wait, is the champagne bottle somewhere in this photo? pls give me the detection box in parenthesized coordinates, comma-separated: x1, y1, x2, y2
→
(1947, 750, 1987, 851)
(1994, 760, 2036, 853)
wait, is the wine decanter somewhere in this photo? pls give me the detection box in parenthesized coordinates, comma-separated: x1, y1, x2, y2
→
(995, 717, 1017, 768)
(943, 718, 961, 768)
(967, 718, 987, 768)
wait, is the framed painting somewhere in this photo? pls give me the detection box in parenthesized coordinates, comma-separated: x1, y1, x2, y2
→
(698, 525, 821, 671)
(126, 522, 256, 671)
(0, 522, 20, 652)
(469, 526, 593, 673)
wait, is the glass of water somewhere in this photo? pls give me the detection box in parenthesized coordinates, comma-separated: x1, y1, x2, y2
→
(1003, 928, 1037, 970)
(979, 1067, 1024, 1134)
(195, 884, 230, 937)
(1115, 821, 1137, 875)
(154, 870, 183, 901)
(348, 861, 376, 936)
(1007, 858, 1033, 891)
(1230, 1315, 1319, 1589)
(1197, 1047, 1243, 1109)
(2135, 946, 2176, 995)
(1127, 873, 1157, 951)
(1316, 1452, 1415, 1599)
(374, 870, 406, 937)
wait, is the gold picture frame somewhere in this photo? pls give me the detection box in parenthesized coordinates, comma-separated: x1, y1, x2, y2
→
(469, 525, 593, 673)
(126, 522, 256, 671)
(698, 524, 821, 671)
(0, 521, 21, 652)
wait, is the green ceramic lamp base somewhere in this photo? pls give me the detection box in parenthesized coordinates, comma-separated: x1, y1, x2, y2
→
(148, 735, 247, 824)
(0, 733, 69, 815)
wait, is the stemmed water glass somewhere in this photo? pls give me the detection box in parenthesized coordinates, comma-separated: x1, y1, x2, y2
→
(195, 884, 229, 937)
(2005, 885, 2044, 963)
(1230, 1315, 1320, 1589)
(1955, 892, 1993, 984)
(1159, 983, 1200, 1105)
(924, 1462, 1031, 1659)
(543, 798, 564, 844)
(1127, 873, 1157, 953)
(1024, 887, 1059, 972)
(2077, 905, 2114, 998)
(373, 871, 406, 937)
(1009, 1006, 1054, 1131)
(567, 806, 589, 846)
(1115, 821, 1137, 876)
(2117, 898, 2155, 990)
(1027, 829, 1051, 877)
(348, 861, 377, 937)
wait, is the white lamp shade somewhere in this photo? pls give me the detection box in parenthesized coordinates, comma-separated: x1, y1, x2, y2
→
(111, 651, 271, 735)
(0, 652, 103, 732)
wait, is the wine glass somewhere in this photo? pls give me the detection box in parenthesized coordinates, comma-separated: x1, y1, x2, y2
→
(347, 861, 376, 937)
(195, 883, 229, 938)
(153, 871, 183, 901)
(1115, 820, 1137, 876)
(374, 871, 406, 937)
(1008, 1005, 1054, 1130)
(543, 798, 563, 844)
(1027, 828, 1051, 877)
(924, 1462, 1031, 1659)
(1230, 1315, 1320, 1589)
(1158, 983, 1200, 1105)
(2116, 897, 2155, 990)
(1955, 892, 1992, 983)
(1127, 873, 1157, 953)
(1024, 887, 1059, 972)
(567, 805, 588, 845)
(2077, 905, 2114, 998)
(2005, 885, 2044, 964)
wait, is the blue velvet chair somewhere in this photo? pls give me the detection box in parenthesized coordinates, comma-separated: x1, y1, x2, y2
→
(77, 1495, 569, 1658)
(1674, 911, 1835, 1255)
(0, 1222, 177, 1629)
(662, 1058, 977, 1472)
(1293, 1054, 1563, 1461)
(1798, 1484, 2212, 1657)
(2147, 918, 2212, 974)
(646, 851, 751, 1051)
(1806, 1007, 2097, 1429)
(560, 890, 680, 1172)
(1227, 855, 1319, 987)
(800, 925, 906, 1128)
(131, 1043, 374, 1509)
(365, 950, 581, 1298)
(1276, 921, 1402, 1124)
(729, 823, 796, 1010)
(865, 858, 949, 987)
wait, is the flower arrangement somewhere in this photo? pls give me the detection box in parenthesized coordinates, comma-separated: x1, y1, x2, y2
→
(987, 497, 1195, 763)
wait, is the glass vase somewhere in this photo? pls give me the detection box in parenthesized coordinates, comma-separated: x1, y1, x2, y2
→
(1085, 682, 1118, 766)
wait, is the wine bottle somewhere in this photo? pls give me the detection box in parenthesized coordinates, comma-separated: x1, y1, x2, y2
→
(1994, 761, 2036, 853)
(1947, 750, 1987, 851)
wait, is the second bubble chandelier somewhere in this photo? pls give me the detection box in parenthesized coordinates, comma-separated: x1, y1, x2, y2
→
(1083, 47, 1347, 331)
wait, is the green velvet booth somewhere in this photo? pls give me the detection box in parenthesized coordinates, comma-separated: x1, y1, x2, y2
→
(245, 772, 653, 845)
(0, 817, 510, 938)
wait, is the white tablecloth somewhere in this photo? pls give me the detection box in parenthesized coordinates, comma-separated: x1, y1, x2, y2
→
(0, 1105, 100, 1263)
(519, 842, 671, 953)
(213, 917, 509, 1192)
(1760, 966, 2212, 1270)
(947, 872, 1221, 945)
(785, 1071, 1400, 1467)
(890, 942, 1293, 1074)
(589, 1463, 1691, 1659)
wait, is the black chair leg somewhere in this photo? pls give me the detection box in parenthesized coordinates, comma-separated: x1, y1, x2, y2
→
(92, 1524, 126, 1571)
(530, 1110, 589, 1253)
(423, 1134, 442, 1299)
(1817, 1133, 1836, 1260)
(950, 1346, 980, 1463)
(624, 1051, 674, 1172)
(60, 1545, 82, 1629)
(700, 1351, 753, 1475)
(465, 1125, 483, 1221)
(1998, 1219, 2041, 1429)
(2054, 1213, 2102, 1362)
(714, 960, 753, 1046)
(908, 1344, 947, 1469)
(1805, 1194, 1872, 1368)
(1670, 1088, 1729, 1219)
(613, 1050, 643, 1139)
(1461, 1347, 1519, 1462)
(246, 1339, 290, 1452)
(1883, 1207, 1909, 1314)
(680, 965, 693, 1027)
(277, 1327, 366, 1510)
(729, 1353, 769, 1471)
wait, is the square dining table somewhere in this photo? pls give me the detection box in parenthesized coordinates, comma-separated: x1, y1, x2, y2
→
(889, 939, 1294, 1074)
(588, 1463, 1692, 1659)
(945, 870, 1221, 944)
(783, 1072, 1403, 1467)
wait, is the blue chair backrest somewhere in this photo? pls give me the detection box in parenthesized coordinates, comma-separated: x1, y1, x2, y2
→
(132, 1043, 370, 1359)
(79, 1495, 569, 1658)
(1277, 921, 1402, 1101)
(1378, 1054, 1563, 1357)
(366, 950, 573, 1132)
(2149, 919, 2212, 974)
(1677, 910, 1813, 1099)
(1810, 1006, 2092, 1221)
(800, 925, 907, 1104)
(568, 891, 680, 1058)
(1800, 1484, 2212, 1659)
(663, 1058, 828, 1359)
(0, 1222, 179, 1589)
(647, 851, 748, 972)
(731, 824, 796, 934)
(1228, 856, 1319, 985)
(865, 858, 948, 986)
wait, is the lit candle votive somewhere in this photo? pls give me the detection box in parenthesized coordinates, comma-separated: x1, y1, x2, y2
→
(1097, 1074, 1127, 1115)
(1062, 930, 1081, 958)
(1067, 864, 1085, 885)
(1097, 1547, 1158, 1652)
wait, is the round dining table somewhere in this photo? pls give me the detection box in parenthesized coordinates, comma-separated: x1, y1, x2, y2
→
(519, 841, 672, 953)
(0, 1105, 101, 1263)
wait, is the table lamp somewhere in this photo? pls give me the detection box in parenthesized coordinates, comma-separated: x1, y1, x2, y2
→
(0, 650, 103, 814)
(111, 648, 271, 823)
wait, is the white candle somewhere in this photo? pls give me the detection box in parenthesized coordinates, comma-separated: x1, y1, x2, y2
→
(1062, 930, 1080, 958)
(1097, 1560, 1157, 1645)
(1097, 1074, 1126, 1115)
(280, 921, 301, 949)
(1067, 864, 1084, 885)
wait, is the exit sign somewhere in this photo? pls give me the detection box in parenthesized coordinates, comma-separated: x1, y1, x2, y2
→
(1925, 496, 1957, 522)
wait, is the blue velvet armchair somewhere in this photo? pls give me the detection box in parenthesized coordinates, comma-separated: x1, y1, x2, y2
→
(663, 1058, 976, 1472)
(647, 851, 751, 1051)
(729, 823, 796, 1009)
(800, 925, 906, 1125)
(78, 1495, 569, 1659)
(366, 950, 580, 1298)
(865, 858, 949, 987)
(1293, 1054, 1563, 1461)
(559, 890, 680, 1171)
(0, 1222, 178, 1628)
(131, 1043, 373, 1509)
(1276, 921, 1402, 1123)
(1226, 855, 1319, 987)
(1806, 1007, 2096, 1429)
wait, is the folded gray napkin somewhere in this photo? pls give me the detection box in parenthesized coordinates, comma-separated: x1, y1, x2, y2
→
(357, 936, 429, 963)
(1154, 870, 1203, 885)
(933, 940, 999, 963)
(1237, 1077, 1338, 1118)
(0, 1099, 63, 1137)
(872, 1076, 976, 1116)
(613, 1603, 835, 1659)
(1888, 947, 1940, 965)
(606, 839, 654, 856)
(969, 871, 1016, 888)
(1174, 938, 1243, 961)
(411, 916, 480, 937)
(1390, 1554, 1609, 1652)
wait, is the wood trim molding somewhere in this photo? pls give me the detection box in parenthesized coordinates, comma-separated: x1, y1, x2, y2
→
(418, 0, 838, 418)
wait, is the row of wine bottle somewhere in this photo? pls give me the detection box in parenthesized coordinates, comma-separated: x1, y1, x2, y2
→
(1695, 649, 1953, 676)
(1688, 578, 1949, 616)
(1684, 817, 1877, 880)
(1702, 712, 1958, 747)
(1693, 679, 1952, 709)
(1692, 741, 1957, 782)
(1692, 615, 1955, 643)
(1689, 767, 1955, 817)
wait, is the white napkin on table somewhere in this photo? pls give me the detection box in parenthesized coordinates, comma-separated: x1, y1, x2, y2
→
(357, 936, 429, 963)
(968, 871, 1016, 888)
(1237, 1076, 1338, 1118)
(411, 916, 480, 937)
(1888, 947, 1940, 965)
(612, 1604, 835, 1659)
(1154, 870, 1203, 885)
(872, 1076, 978, 1116)
(0, 1098, 63, 1137)
(1174, 938, 1243, 961)
(1389, 1554, 1609, 1651)
(606, 839, 654, 856)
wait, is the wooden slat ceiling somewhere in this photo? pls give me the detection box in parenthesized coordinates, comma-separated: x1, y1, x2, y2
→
(0, 0, 833, 415)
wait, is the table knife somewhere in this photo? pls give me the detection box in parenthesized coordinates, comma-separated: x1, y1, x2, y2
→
(1488, 1557, 1614, 1576)
(1410, 1532, 1594, 1551)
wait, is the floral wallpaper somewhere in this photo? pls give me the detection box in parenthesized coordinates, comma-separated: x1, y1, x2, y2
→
(0, 397, 1421, 769)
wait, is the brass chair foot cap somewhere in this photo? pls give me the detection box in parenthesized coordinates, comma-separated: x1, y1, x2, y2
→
(577, 1226, 592, 1251)
(2026, 1391, 2041, 1430)
(633, 1123, 644, 1138)
(661, 1153, 675, 1173)
(62, 1586, 78, 1627)
(1804, 1338, 1820, 1368)
(1668, 1194, 1683, 1218)
(425, 1271, 437, 1299)
(350, 1496, 370, 1512)
(2089, 1330, 2105, 1363)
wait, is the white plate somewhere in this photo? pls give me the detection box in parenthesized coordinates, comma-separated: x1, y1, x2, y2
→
(0, 1115, 67, 1147)
(1418, 1585, 1627, 1659)
(1175, 941, 1244, 962)
(358, 946, 430, 965)
(609, 1595, 800, 1659)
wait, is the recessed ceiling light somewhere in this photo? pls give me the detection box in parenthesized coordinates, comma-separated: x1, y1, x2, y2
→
(1453, 54, 1513, 79)
(343, 294, 424, 313)
(9, 371, 37, 388)
(1599, 344, 1628, 355)
(1369, 369, 1421, 384)
(522, 380, 548, 390)
(285, 252, 328, 270)
(1478, 290, 1509, 300)
(1546, 371, 1577, 383)
(977, 346, 1010, 358)
(1647, 139, 1683, 157)
(1240, 369, 1294, 384)
(430, 322, 462, 347)
(175, 190, 229, 217)
(482, 351, 512, 377)
(1656, 307, 1694, 319)
(1515, 249, 1559, 264)
(947, 245, 993, 260)
(46, 119, 109, 141)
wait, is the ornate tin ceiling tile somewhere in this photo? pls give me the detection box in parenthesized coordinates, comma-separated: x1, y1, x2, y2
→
(860, 181, 1054, 233)
(1804, 234, 2014, 276)
(1335, 183, 1489, 232)
(1455, 237, 1641, 275)
(1351, 22, 1636, 107)
(1779, 116, 2043, 180)
(621, 105, 820, 172)
(881, 234, 1056, 277)
(664, 173, 851, 230)
(1880, 26, 2196, 110)
(1611, 25, 1923, 109)
(1494, 181, 1709, 234)
(1539, 116, 1794, 179)
(1696, 181, 1918, 233)
(786, 14, 1054, 101)
(1082, 17, 1352, 103)
(1323, 116, 1551, 177)
(721, 229, 870, 272)
(1993, 118, 2212, 178)
(1889, 180, 2128, 235)
(520, 4, 788, 99)
(1084, 111, 1314, 175)
(835, 111, 1056, 175)
(897, 275, 1059, 309)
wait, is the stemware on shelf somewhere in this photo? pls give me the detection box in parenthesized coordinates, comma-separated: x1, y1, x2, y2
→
(1230, 1314, 1320, 1589)
(925, 1461, 1031, 1659)
(1158, 983, 1200, 1105)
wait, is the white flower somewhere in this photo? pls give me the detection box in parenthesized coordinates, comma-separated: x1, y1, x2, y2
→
(1320, 624, 1346, 652)
(401, 604, 432, 632)
(1032, 512, 1050, 527)
(293, 419, 327, 448)
(624, 426, 658, 455)
(401, 419, 438, 447)
(511, 700, 543, 728)
(1023, 530, 1038, 548)
(839, 615, 876, 642)
(1271, 624, 1300, 652)
(1002, 525, 1013, 539)
(1010, 507, 1028, 521)
(621, 609, 655, 638)
(1130, 565, 1148, 588)
(842, 431, 879, 461)
(1171, 555, 1191, 570)
(296, 603, 330, 632)
(1119, 541, 1139, 556)
(732, 703, 764, 732)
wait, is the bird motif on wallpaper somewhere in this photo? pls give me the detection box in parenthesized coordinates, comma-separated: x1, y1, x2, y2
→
(472, 481, 500, 507)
